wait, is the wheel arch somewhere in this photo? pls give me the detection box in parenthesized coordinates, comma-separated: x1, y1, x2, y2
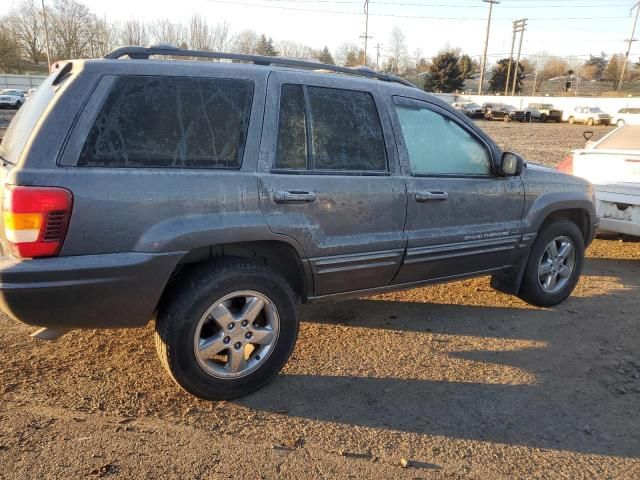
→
(160, 240, 312, 307)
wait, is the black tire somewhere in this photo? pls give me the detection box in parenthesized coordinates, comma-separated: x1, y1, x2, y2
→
(587, 118, 594, 126)
(518, 220, 585, 307)
(540, 113, 547, 123)
(15, 101, 22, 109)
(525, 112, 532, 122)
(155, 258, 299, 400)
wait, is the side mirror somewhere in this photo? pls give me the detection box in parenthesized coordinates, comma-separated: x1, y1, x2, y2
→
(500, 151, 524, 176)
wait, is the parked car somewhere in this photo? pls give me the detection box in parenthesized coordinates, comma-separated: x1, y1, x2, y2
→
(0, 89, 26, 109)
(524, 103, 563, 123)
(0, 46, 597, 400)
(567, 107, 611, 126)
(558, 125, 640, 236)
(611, 107, 640, 127)
(482, 102, 527, 122)
(452, 101, 484, 119)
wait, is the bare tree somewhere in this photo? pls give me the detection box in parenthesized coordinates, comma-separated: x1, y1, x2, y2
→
(49, 0, 97, 59)
(119, 19, 149, 47)
(276, 40, 318, 59)
(335, 42, 359, 67)
(0, 23, 22, 73)
(7, 0, 43, 64)
(211, 21, 233, 52)
(233, 29, 258, 54)
(387, 26, 408, 74)
(150, 18, 186, 47)
(188, 13, 211, 50)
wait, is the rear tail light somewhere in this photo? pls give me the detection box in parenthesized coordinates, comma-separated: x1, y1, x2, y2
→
(557, 154, 574, 174)
(2, 185, 73, 258)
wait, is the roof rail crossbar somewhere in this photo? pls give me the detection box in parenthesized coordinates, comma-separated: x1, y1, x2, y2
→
(104, 45, 418, 89)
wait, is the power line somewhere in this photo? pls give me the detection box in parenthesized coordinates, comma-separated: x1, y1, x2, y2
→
(206, 1, 629, 21)
(232, 0, 633, 7)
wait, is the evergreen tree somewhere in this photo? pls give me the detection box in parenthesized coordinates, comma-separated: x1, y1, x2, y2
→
(318, 46, 334, 65)
(489, 58, 525, 94)
(423, 50, 464, 93)
(458, 54, 476, 80)
(583, 52, 608, 81)
(256, 34, 278, 56)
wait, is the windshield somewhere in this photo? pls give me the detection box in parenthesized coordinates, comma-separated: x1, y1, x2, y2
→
(589, 108, 603, 113)
(541, 104, 554, 109)
(504, 105, 517, 111)
(595, 125, 640, 150)
(466, 103, 480, 108)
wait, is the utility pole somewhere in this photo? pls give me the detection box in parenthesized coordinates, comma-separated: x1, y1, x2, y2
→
(375, 43, 382, 71)
(511, 18, 527, 96)
(505, 19, 525, 96)
(618, 1, 640, 95)
(41, 0, 52, 70)
(478, 0, 500, 95)
(361, 0, 371, 66)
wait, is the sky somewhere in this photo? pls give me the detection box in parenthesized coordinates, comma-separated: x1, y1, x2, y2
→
(26, 0, 640, 65)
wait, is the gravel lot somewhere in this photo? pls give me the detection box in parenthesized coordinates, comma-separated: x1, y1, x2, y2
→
(1, 112, 639, 479)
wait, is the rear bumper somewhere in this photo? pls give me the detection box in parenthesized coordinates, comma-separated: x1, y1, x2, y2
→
(0, 252, 183, 329)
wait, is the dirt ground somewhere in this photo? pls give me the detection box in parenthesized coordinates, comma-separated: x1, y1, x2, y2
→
(1, 114, 639, 479)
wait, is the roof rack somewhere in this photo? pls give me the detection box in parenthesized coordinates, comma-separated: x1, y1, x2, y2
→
(104, 45, 418, 89)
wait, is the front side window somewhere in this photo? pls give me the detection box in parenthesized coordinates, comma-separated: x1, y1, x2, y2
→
(78, 75, 253, 168)
(275, 84, 387, 172)
(395, 104, 491, 176)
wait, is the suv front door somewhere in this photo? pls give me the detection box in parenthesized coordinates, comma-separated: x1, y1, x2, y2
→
(390, 97, 525, 284)
(258, 73, 407, 297)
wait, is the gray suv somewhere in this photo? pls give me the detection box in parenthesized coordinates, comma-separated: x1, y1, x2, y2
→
(0, 46, 597, 400)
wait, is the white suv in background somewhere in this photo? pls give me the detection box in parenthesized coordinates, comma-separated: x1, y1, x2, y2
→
(612, 108, 640, 127)
(0, 89, 27, 109)
(567, 107, 611, 126)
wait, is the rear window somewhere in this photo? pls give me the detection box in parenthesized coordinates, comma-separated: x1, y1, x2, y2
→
(0, 73, 57, 165)
(595, 125, 640, 150)
(78, 75, 253, 169)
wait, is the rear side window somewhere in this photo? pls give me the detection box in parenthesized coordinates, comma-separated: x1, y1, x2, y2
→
(274, 84, 386, 172)
(78, 75, 253, 168)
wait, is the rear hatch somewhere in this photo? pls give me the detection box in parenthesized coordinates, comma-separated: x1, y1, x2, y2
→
(0, 64, 72, 256)
(573, 150, 640, 185)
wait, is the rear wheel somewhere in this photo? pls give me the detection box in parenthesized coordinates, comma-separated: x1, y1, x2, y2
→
(540, 113, 548, 123)
(586, 118, 594, 126)
(155, 259, 299, 400)
(568, 116, 575, 125)
(617, 119, 625, 127)
(519, 220, 585, 307)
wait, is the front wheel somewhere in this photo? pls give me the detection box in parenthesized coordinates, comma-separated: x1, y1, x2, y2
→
(155, 259, 299, 400)
(568, 116, 575, 125)
(617, 119, 625, 127)
(540, 114, 547, 123)
(586, 118, 594, 126)
(518, 220, 585, 307)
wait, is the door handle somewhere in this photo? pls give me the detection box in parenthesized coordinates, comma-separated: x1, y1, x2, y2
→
(273, 190, 317, 204)
(415, 191, 449, 202)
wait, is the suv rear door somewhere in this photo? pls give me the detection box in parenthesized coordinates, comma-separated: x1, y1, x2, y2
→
(258, 73, 407, 297)
(389, 96, 524, 284)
